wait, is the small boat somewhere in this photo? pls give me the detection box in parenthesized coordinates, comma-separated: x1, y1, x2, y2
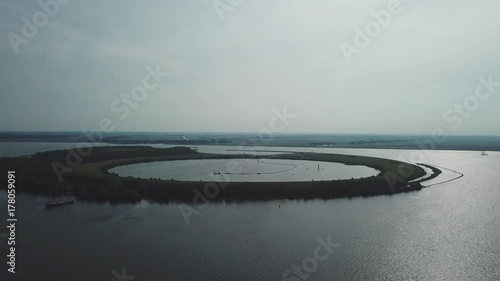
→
(45, 182, 75, 209)
(45, 198, 76, 208)
(481, 151, 488, 156)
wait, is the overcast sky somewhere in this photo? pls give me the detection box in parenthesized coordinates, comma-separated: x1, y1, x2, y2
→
(1, 0, 499, 135)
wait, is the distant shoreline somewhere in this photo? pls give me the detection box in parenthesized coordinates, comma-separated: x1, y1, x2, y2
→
(1, 132, 499, 151)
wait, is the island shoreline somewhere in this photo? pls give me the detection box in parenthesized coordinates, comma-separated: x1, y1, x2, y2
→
(0, 146, 443, 203)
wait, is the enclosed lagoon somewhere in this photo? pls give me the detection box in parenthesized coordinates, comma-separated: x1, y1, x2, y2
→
(108, 158, 380, 182)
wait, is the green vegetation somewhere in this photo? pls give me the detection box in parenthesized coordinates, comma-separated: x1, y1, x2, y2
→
(0, 146, 436, 203)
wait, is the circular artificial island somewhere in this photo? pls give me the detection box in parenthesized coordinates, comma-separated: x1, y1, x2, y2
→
(1, 146, 442, 202)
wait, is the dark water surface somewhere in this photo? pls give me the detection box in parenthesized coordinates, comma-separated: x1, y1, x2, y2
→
(0, 144, 499, 280)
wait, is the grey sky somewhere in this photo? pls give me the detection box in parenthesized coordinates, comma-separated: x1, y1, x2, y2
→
(1, 0, 499, 135)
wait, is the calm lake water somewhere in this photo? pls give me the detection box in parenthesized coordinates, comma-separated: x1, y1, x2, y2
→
(109, 159, 379, 182)
(0, 143, 499, 280)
